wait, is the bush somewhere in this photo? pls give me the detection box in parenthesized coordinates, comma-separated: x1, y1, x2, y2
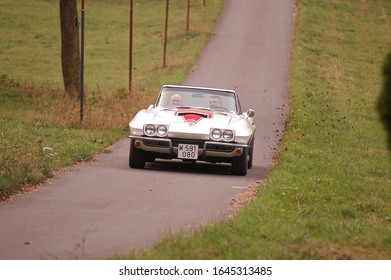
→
(377, 51, 391, 152)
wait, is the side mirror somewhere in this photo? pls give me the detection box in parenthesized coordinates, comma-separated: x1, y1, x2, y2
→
(246, 109, 255, 118)
(147, 104, 154, 110)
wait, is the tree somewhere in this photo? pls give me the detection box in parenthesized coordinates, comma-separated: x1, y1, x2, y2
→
(59, 0, 80, 98)
(377, 50, 391, 152)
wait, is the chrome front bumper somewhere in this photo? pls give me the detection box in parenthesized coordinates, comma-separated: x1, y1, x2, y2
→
(128, 135, 248, 158)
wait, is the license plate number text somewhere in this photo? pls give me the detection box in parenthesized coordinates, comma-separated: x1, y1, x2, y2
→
(178, 144, 198, 160)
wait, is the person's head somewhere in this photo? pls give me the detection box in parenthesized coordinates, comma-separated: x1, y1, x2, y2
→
(170, 94, 182, 106)
(209, 96, 222, 108)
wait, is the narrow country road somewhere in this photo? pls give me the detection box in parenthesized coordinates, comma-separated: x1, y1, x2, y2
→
(0, 0, 296, 259)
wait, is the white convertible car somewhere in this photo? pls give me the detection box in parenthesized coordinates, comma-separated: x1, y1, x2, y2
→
(128, 85, 256, 175)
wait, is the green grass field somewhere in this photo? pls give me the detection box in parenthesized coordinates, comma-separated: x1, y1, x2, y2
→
(0, 0, 390, 259)
(0, 0, 221, 91)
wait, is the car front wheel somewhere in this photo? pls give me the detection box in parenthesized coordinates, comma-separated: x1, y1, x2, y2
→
(129, 139, 146, 169)
(231, 148, 248, 176)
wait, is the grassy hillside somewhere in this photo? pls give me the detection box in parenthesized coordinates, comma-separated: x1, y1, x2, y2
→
(118, 0, 391, 259)
(0, 0, 226, 200)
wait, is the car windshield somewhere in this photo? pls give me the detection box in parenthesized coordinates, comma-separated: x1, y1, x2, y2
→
(155, 86, 239, 113)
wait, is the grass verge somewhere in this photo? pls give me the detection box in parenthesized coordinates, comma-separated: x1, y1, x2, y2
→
(0, 0, 226, 200)
(116, 0, 391, 259)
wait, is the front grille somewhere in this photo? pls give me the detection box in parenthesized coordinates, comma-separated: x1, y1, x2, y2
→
(206, 144, 235, 152)
(143, 139, 170, 147)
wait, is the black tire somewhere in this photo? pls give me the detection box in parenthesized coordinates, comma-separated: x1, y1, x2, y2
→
(231, 147, 248, 176)
(248, 137, 254, 169)
(129, 140, 146, 169)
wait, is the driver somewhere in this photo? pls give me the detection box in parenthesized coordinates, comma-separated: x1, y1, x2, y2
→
(170, 94, 183, 106)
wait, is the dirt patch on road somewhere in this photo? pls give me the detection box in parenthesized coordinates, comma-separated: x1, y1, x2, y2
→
(227, 180, 262, 218)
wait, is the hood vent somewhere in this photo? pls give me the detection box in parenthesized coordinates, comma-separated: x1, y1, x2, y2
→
(175, 109, 213, 126)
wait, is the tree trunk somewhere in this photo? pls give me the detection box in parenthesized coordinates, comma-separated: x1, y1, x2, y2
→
(60, 0, 80, 98)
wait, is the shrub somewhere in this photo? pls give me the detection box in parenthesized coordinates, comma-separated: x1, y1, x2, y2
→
(377, 51, 391, 152)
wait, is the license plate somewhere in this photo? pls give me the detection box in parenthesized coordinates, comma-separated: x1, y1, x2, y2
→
(178, 144, 198, 160)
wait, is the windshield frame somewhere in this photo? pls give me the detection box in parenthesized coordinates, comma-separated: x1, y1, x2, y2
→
(155, 85, 241, 114)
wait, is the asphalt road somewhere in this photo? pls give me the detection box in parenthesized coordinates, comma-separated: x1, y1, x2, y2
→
(0, 0, 296, 259)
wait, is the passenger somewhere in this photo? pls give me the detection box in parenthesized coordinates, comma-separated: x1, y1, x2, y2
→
(209, 95, 222, 109)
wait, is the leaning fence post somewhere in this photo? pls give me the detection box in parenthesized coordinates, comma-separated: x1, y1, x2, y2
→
(163, 0, 169, 68)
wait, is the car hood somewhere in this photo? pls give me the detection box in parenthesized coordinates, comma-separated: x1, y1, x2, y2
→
(129, 107, 255, 143)
(131, 107, 237, 130)
(153, 108, 233, 126)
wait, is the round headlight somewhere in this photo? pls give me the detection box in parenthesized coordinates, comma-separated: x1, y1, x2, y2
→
(144, 124, 156, 136)
(223, 130, 234, 141)
(211, 129, 222, 140)
(157, 125, 168, 136)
